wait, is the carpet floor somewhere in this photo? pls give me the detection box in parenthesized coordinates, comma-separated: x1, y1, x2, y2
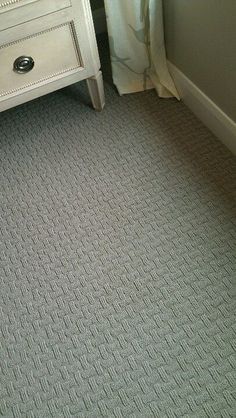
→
(0, 36, 236, 418)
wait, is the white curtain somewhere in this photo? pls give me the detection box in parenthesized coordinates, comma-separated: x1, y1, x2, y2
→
(104, 0, 179, 99)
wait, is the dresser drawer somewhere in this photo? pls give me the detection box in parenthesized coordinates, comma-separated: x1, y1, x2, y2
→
(0, 22, 83, 97)
(0, 0, 71, 31)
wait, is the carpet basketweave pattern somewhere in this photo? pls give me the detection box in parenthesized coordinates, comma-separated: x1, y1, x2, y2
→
(0, 36, 236, 418)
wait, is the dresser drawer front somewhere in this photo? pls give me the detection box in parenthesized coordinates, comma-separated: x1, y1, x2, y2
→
(0, 0, 71, 30)
(0, 23, 82, 97)
(0, 0, 41, 13)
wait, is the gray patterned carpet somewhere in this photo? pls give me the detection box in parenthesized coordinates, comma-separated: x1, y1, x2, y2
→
(0, 36, 236, 418)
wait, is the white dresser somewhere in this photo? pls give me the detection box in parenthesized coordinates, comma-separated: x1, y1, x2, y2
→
(0, 0, 105, 112)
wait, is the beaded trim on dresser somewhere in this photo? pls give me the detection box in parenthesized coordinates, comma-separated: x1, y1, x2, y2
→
(0, 22, 75, 50)
(0, 67, 81, 96)
(0, 0, 22, 8)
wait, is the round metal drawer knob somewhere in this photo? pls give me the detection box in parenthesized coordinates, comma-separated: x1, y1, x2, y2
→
(13, 56, 34, 74)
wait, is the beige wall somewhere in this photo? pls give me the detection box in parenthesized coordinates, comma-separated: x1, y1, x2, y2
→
(164, 0, 236, 121)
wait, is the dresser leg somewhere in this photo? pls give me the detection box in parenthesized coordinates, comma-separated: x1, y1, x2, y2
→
(86, 70, 105, 111)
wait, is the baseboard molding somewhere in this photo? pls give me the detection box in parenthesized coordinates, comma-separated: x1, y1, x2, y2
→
(92, 7, 107, 35)
(168, 61, 236, 155)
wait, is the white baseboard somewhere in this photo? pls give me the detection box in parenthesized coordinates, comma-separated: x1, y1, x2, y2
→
(92, 7, 107, 35)
(168, 61, 236, 155)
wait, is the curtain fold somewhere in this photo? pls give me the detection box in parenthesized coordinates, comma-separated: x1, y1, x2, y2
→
(104, 0, 179, 99)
